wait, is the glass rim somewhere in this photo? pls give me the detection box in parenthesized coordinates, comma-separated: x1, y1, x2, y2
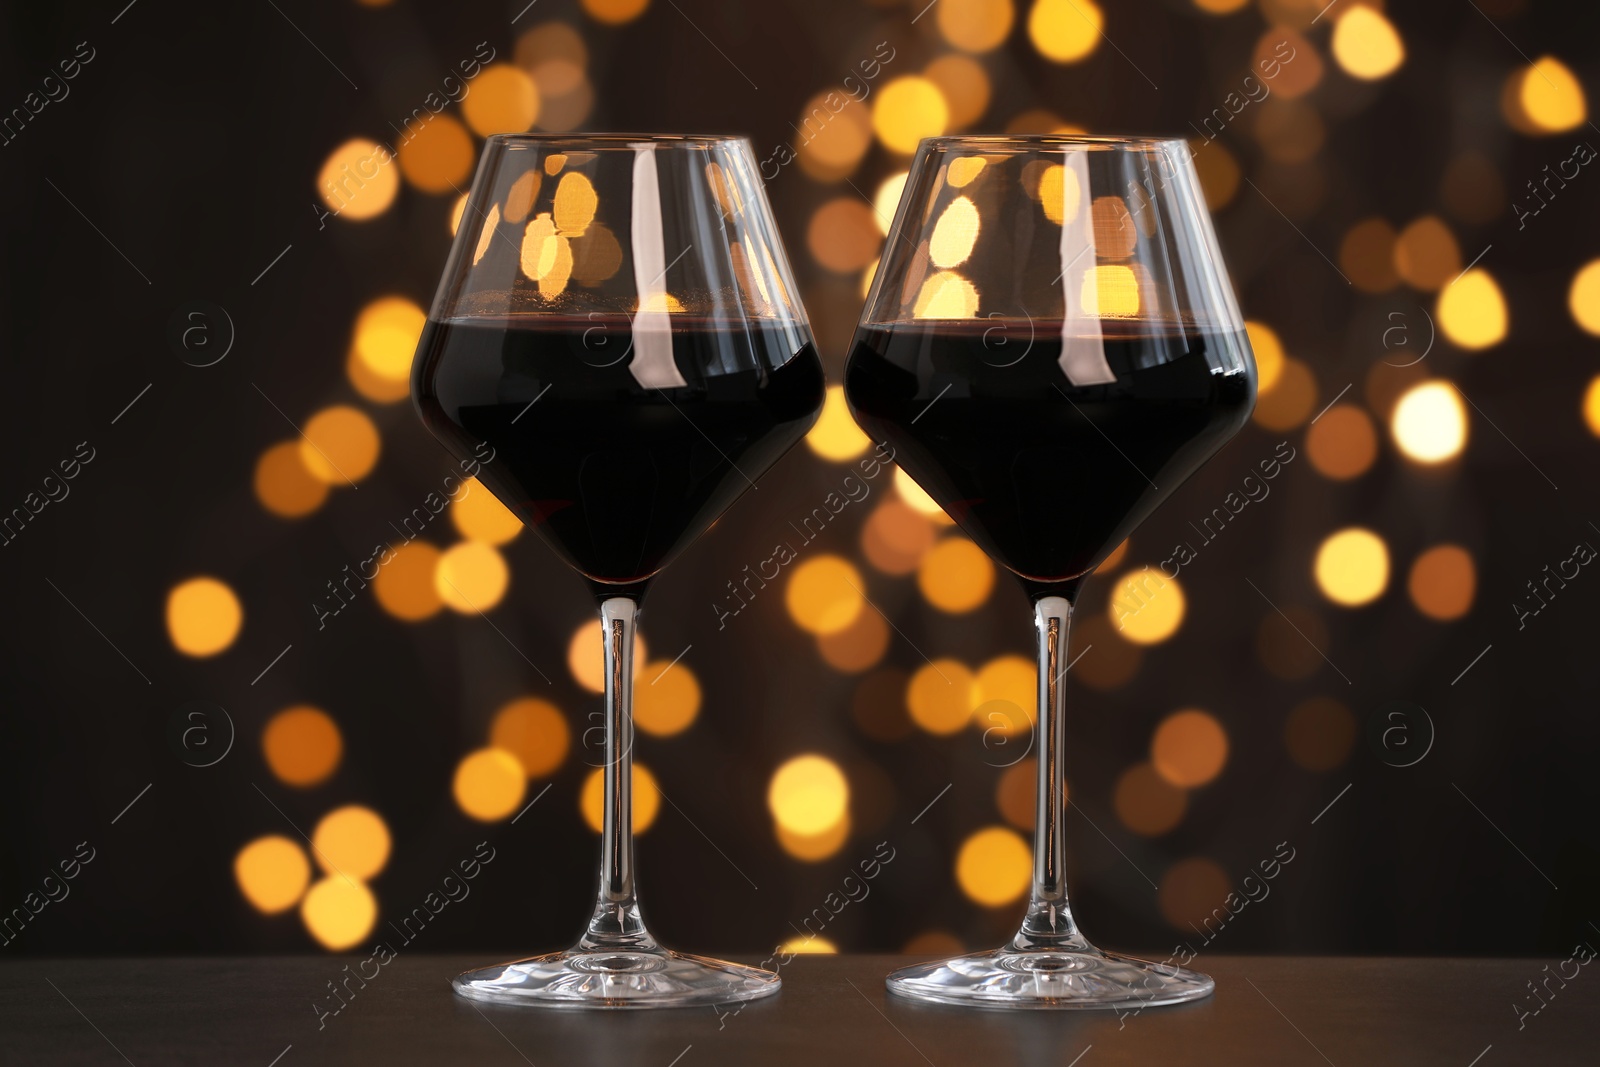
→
(920, 133, 1188, 151)
(484, 132, 750, 148)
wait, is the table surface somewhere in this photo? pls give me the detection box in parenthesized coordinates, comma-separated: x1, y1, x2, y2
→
(1, 954, 1587, 1066)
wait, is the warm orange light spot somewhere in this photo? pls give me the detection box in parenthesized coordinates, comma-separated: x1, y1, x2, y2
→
(937, 0, 1014, 53)
(1095, 538, 1130, 574)
(795, 91, 873, 181)
(462, 64, 539, 137)
(893, 467, 954, 523)
(785, 556, 867, 635)
(1108, 567, 1186, 644)
(235, 835, 311, 914)
(301, 876, 376, 951)
(1306, 405, 1378, 481)
(299, 406, 381, 485)
(1340, 218, 1400, 294)
(1244, 321, 1284, 393)
(1314, 527, 1390, 607)
(352, 296, 426, 389)
(926, 56, 992, 131)
(955, 826, 1031, 905)
(973, 655, 1036, 737)
(1028, 0, 1101, 63)
(777, 813, 851, 862)
(872, 76, 950, 155)
(779, 934, 839, 954)
(634, 660, 702, 736)
(317, 139, 398, 222)
(768, 755, 849, 835)
(929, 196, 981, 269)
(863, 499, 936, 575)
(373, 541, 444, 621)
(917, 537, 995, 613)
(255, 441, 329, 518)
(166, 577, 243, 657)
(1114, 762, 1187, 835)
(1437, 269, 1507, 350)
(451, 478, 522, 545)
(1251, 358, 1318, 431)
(581, 0, 650, 25)
(552, 171, 598, 236)
(435, 541, 509, 613)
(1253, 27, 1321, 99)
(1584, 376, 1600, 437)
(1190, 140, 1241, 210)
(397, 114, 474, 195)
(1518, 56, 1587, 133)
(1036, 162, 1081, 224)
(490, 697, 570, 777)
(1081, 264, 1141, 318)
(817, 607, 890, 674)
(1391, 380, 1468, 463)
(311, 805, 390, 881)
(454, 748, 527, 821)
(807, 384, 873, 462)
(1408, 544, 1476, 621)
(1394, 216, 1461, 291)
(1331, 6, 1405, 81)
(1072, 614, 1143, 691)
(581, 762, 660, 833)
(1151, 709, 1228, 788)
(808, 198, 882, 274)
(1570, 260, 1600, 336)
(913, 270, 981, 319)
(263, 706, 343, 788)
(906, 659, 977, 735)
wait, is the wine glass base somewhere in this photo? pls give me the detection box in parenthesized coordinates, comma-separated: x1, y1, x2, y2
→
(452, 947, 781, 1009)
(886, 946, 1213, 1010)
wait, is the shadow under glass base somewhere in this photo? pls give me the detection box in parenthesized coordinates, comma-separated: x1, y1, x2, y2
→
(452, 947, 781, 1009)
(886, 945, 1213, 1010)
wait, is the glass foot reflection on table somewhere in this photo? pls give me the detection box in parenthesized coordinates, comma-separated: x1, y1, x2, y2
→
(886, 946, 1213, 1010)
(452, 947, 781, 1009)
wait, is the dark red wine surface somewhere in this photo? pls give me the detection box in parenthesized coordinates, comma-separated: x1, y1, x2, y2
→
(413, 316, 824, 587)
(844, 320, 1254, 583)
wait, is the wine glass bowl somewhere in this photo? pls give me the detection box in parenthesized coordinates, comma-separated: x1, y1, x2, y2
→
(412, 134, 824, 1008)
(845, 135, 1256, 1008)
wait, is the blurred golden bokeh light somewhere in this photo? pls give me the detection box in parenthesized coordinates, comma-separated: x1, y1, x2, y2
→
(254, 441, 329, 518)
(299, 406, 381, 485)
(1331, 6, 1404, 81)
(490, 697, 570, 776)
(925, 55, 992, 130)
(1340, 218, 1400, 294)
(1585, 376, 1600, 437)
(906, 659, 976, 735)
(581, 0, 650, 25)
(1245, 320, 1284, 392)
(974, 655, 1036, 737)
(863, 499, 936, 575)
(1108, 566, 1186, 644)
(317, 139, 399, 221)
(1028, 0, 1101, 64)
(807, 385, 873, 462)
(1391, 380, 1468, 463)
(1314, 527, 1390, 607)
(451, 479, 523, 545)
(1568, 259, 1600, 336)
(817, 606, 890, 674)
(918, 537, 995, 613)
(1252, 357, 1318, 431)
(435, 541, 510, 613)
(462, 64, 539, 136)
(1393, 216, 1460, 291)
(1437, 269, 1507, 349)
(166, 576, 243, 658)
(785, 555, 867, 635)
(777, 813, 851, 862)
(1516, 57, 1587, 133)
(234, 835, 311, 915)
(779, 935, 838, 955)
(351, 296, 426, 400)
(1151, 709, 1228, 788)
(894, 466, 954, 523)
(454, 748, 527, 821)
(582, 763, 660, 833)
(373, 540, 445, 621)
(263, 705, 343, 788)
(768, 754, 849, 836)
(1306, 405, 1378, 480)
(996, 758, 1039, 830)
(311, 805, 390, 881)
(955, 826, 1032, 906)
(634, 660, 702, 735)
(937, 0, 1014, 53)
(1407, 544, 1476, 621)
(301, 876, 377, 951)
(872, 76, 950, 155)
(398, 113, 474, 194)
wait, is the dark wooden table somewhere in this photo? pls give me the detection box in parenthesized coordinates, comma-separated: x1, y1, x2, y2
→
(2, 955, 1586, 1065)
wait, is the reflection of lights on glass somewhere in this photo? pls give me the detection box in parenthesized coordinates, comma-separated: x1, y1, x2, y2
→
(1314, 527, 1390, 607)
(552, 172, 598, 236)
(166, 577, 243, 657)
(913, 270, 981, 318)
(1080, 264, 1141, 318)
(778, 934, 839, 954)
(893, 466, 954, 523)
(929, 196, 981, 269)
(871, 172, 909, 235)
(1391, 380, 1468, 462)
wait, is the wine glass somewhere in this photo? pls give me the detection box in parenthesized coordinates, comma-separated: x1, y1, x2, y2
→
(412, 134, 824, 1008)
(845, 135, 1256, 1008)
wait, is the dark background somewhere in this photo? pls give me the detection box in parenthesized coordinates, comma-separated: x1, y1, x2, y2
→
(1, 0, 1596, 961)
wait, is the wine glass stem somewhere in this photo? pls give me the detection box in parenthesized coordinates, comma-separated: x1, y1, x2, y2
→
(1012, 594, 1086, 951)
(580, 596, 657, 953)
